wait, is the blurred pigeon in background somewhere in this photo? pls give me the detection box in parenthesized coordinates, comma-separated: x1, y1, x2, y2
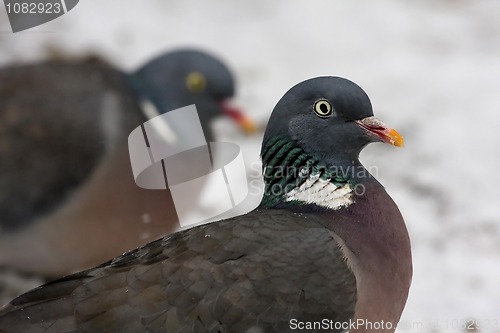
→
(0, 49, 256, 278)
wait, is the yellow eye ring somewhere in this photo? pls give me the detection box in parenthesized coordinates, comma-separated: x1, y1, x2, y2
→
(186, 72, 206, 93)
(313, 99, 333, 118)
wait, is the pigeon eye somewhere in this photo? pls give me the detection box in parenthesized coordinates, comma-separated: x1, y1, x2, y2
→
(313, 99, 333, 118)
(186, 72, 206, 93)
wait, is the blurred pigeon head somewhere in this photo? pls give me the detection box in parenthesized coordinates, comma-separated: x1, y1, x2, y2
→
(131, 49, 256, 140)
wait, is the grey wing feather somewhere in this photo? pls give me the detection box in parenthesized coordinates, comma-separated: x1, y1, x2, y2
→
(0, 209, 356, 333)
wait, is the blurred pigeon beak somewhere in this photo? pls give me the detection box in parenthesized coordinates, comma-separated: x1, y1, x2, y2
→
(220, 102, 257, 134)
(355, 116, 404, 147)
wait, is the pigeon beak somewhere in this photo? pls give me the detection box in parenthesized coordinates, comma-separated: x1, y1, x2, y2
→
(355, 116, 404, 147)
(220, 101, 257, 134)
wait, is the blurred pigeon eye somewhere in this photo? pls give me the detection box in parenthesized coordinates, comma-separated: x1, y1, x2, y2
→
(313, 99, 332, 118)
(186, 72, 206, 93)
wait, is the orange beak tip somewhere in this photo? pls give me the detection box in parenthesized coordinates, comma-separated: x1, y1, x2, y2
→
(388, 128, 405, 148)
(241, 118, 258, 134)
(220, 102, 258, 135)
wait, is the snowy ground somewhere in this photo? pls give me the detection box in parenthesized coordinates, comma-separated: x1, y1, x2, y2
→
(1, 1, 500, 332)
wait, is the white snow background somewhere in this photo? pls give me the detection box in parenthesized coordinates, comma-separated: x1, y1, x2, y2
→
(1, 1, 500, 332)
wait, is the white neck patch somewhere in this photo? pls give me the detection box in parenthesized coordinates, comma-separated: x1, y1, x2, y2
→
(139, 99, 179, 145)
(284, 172, 354, 210)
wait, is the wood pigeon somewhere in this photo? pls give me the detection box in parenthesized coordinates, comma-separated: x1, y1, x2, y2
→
(0, 76, 412, 333)
(0, 49, 255, 277)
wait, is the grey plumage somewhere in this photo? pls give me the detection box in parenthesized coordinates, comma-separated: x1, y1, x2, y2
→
(0, 59, 128, 231)
(0, 210, 356, 333)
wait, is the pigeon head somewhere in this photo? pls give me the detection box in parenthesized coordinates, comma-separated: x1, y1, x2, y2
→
(263, 76, 403, 162)
(260, 77, 403, 208)
(131, 49, 255, 138)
